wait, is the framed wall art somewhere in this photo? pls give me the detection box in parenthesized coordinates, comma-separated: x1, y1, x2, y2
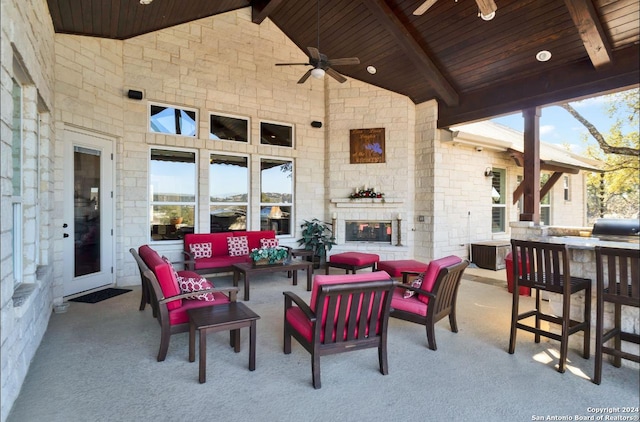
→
(349, 128, 385, 164)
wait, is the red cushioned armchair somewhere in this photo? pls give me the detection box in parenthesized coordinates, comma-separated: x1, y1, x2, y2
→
(131, 246, 238, 361)
(283, 271, 397, 389)
(390, 256, 469, 351)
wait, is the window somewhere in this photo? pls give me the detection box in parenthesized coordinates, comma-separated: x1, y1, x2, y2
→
(260, 158, 293, 235)
(149, 103, 197, 137)
(210, 154, 248, 232)
(491, 169, 506, 233)
(540, 174, 551, 225)
(11, 76, 23, 285)
(260, 121, 293, 147)
(563, 176, 571, 201)
(210, 113, 249, 142)
(149, 148, 196, 241)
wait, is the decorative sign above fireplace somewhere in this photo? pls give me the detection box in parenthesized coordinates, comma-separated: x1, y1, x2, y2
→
(350, 128, 385, 164)
(345, 221, 391, 243)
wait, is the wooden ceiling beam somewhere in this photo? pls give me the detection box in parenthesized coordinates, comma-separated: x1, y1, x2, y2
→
(437, 45, 639, 128)
(251, 0, 284, 24)
(362, 0, 459, 107)
(563, 0, 613, 69)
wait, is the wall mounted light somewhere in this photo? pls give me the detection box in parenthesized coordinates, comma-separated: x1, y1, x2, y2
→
(127, 89, 143, 100)
(484, 167, 493, 177)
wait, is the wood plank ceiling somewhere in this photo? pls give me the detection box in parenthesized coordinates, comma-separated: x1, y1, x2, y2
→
(46, 0, 639, 128)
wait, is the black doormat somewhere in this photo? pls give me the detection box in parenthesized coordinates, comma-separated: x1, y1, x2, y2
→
(69, 288, 132, 304)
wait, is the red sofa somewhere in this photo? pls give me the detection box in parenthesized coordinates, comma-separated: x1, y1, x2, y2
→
(183, 230, 277, 274)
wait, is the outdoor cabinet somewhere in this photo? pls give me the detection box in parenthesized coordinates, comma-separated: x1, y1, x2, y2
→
(471, 241, 511, 271)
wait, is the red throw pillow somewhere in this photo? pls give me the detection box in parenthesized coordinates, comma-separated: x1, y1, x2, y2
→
(227, 236, 249, 256)
(189, 242, 212, 259)
(403, 274, 424, 299)
(178, 275, 215, 301)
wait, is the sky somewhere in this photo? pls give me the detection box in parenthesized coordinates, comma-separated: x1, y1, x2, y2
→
(491, 91, 629, 154)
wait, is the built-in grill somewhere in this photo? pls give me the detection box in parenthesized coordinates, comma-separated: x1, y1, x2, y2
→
(591, 218, 640, 243)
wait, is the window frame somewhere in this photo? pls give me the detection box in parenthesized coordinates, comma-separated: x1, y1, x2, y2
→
(259, 156, 294, 237)
(491, 168, 506, 233)
(209, 152, 250, 233)
(148, 102, 198, 138)
(563, 175, 571, 201)
(11, 75, 23, 286)
(148, 147, 198, 243)
(259, 120, 294, 148)
(209, 112, 250, 143)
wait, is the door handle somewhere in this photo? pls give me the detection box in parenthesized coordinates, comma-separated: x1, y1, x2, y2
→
(63, 233, 69, 238)
(63, 223, 68, 228)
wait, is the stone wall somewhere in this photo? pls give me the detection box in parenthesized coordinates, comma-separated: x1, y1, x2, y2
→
(1, 0, 56, 420)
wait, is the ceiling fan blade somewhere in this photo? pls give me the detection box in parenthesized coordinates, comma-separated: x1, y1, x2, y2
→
(475, 0, 497, 17)
(297, 69, 313, 84)
(275, 63, 311, 66)
(326, 67, 347, 83)
(413, 0, 438, 15)
(327, 57, 360, 66)
(307, 47, 321, 61)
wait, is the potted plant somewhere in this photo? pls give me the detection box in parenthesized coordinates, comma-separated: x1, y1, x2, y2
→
(250, 246, 290, 266)
(297, 218, 337, 268)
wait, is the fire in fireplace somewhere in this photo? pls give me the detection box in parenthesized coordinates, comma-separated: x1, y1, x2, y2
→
(345, 221, 392, 243)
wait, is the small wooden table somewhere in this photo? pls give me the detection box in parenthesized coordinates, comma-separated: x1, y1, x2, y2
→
(188, 302, 260, 384)
(232, 259, 313, 301)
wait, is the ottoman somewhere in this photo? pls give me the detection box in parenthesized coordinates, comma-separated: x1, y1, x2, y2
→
(377, 259, 428, 278)
(325, 252, 380, 274)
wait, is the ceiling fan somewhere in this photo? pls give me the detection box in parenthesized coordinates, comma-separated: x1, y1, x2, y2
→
(275, 0, 360, 84)
(413, 0, 497, 20)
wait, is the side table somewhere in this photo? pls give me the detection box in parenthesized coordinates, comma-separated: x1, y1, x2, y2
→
(188, 302, 260, 383)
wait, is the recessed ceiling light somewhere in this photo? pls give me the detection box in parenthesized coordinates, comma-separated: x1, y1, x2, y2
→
(140, 0, 153, 4)
(366, 65, 377, 75)
(536, 50, 552, 62)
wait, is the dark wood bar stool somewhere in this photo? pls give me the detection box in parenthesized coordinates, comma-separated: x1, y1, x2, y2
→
(593, 246, 640, 385)
(508, 239, 591, 373)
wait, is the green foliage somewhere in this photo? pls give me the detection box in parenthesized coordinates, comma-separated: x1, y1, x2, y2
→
(297, 218, 336, 257)
(249, 246, 289, 264)
(582, 88, 639, 220)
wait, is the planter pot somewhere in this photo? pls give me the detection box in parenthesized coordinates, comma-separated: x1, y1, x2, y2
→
(253, 259, 286, 267)
(170, 217, 183, 225)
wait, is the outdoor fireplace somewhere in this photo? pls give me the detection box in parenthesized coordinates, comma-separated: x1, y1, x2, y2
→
(345, 221, 392, 243)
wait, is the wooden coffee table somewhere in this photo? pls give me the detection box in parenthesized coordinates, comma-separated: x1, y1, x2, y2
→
(188, 302, 260, 384)
(232, 259, 313, 301)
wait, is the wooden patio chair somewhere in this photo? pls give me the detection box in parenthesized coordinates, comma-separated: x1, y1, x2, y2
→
(283, 271, 396, 389)
(593, 246, 640, 384)
(508, 239, 591, 373)
(130, 248, 238, 361)
(389, 256, 469, 350)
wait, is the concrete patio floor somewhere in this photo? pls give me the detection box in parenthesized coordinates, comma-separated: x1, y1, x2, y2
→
(7, 268, 639, 422)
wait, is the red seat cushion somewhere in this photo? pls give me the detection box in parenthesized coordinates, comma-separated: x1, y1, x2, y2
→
(193, 255, 250, 270)
(168, 294, 231, 325)
(390, 287, 428, 316)
(377, 260, 429, 277)
(418, 255, 462, 304)
(329, 252, 379, 266)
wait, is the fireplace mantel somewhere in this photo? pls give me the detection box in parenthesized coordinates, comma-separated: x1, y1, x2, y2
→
(330, 198, 403, 208)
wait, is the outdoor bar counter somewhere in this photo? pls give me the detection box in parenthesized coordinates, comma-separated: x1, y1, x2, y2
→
(510, 222, 640, 365)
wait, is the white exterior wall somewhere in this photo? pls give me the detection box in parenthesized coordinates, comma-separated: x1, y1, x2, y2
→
(0, 0, 56, 421)
(1, 5, 597, 419)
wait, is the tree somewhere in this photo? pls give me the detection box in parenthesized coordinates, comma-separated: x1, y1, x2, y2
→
(559, 88, 639, 220)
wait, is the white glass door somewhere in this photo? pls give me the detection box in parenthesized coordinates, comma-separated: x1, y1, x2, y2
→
(63, 129, 114, 296)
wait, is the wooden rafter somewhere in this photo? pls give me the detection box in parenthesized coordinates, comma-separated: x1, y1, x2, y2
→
(362, 0, 459, 107)
(563, 0, 613, 69)
(251, 0, 284, 24)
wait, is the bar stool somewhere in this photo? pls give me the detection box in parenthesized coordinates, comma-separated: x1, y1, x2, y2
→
(593, 246, 640, 385)
(508, 239, 591, 373)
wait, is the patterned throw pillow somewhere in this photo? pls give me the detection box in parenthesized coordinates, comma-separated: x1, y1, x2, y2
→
(189, 242, 212, 259)
(260, 238, 279, 248)
(178, 275, 215, 301)
(403, 273, 424, 299)
(227, 236, 249, 256)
